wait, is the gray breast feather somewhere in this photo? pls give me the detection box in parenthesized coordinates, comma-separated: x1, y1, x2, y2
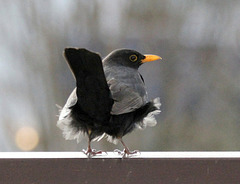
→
(108, 78, 144, 115)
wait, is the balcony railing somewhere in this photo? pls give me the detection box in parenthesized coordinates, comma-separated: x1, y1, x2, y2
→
(1, 152, 240, 184)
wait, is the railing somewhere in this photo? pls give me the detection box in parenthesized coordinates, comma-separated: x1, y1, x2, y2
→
(1, 152, 240, 184)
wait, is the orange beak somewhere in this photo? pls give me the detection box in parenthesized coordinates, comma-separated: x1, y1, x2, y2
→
(141, 54, 162, 63)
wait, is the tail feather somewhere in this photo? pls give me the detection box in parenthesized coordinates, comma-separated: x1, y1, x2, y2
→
(57, 48, 114, 142)
(64, 48, 113, 122)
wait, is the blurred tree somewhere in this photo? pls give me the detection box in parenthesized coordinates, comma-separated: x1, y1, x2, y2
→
(1, 0, 240, 151)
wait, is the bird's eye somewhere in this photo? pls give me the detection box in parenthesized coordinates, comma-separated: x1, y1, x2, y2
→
(129, 55, 138, 62)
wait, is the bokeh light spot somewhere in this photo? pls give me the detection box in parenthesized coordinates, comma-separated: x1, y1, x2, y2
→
(15, 126, 39, 151)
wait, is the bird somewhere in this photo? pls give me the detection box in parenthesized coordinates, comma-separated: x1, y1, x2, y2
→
(57, 48, 162, 157)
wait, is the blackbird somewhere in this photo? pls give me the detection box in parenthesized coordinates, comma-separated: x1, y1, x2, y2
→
(57, 48, 162, 157)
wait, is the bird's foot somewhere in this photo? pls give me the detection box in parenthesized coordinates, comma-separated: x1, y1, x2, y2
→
(82, 148, 106, 157)
(114, 148, 140, 158)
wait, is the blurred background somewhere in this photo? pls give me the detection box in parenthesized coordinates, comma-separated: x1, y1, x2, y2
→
(1, 0, 240, 152)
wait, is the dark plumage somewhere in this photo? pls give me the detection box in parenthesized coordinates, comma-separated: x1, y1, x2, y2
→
(57, 48, 162, 156)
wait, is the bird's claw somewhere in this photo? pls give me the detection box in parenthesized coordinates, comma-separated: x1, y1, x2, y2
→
(114, 149, 140, 158)
(113, 149, 123, 155)
(82, 148, 107, 157)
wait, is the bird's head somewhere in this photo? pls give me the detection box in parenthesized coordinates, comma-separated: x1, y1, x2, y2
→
(103, 49, 162, 69)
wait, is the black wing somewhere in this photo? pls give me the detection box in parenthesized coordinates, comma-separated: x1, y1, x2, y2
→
(64, 48, 113, 122)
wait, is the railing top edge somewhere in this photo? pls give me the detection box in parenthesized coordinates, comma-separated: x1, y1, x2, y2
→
(1, 151, 240, 159)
